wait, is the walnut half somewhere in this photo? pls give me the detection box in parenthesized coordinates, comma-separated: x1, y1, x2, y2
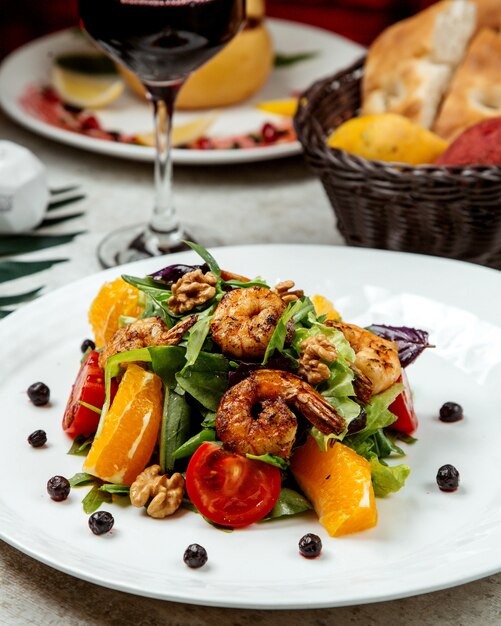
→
(168, 269, 217, 314)
(272, 280, 305, 304)
(298, 334, 337, 385)
(130, 465, 185, 519)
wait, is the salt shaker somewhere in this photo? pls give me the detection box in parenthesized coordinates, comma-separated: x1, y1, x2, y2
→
(0, 141, 49, 234)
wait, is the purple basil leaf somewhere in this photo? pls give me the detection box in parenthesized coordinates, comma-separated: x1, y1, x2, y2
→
(368, 324, 432, 368)
(148, 263, 208, 285)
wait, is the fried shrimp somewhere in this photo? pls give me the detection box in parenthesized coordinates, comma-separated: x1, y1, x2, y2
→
(216, 369, 346, 459)
(210, 287, 286, 359)
(99, 315, 196, 368)
(325, 320, 401, 398)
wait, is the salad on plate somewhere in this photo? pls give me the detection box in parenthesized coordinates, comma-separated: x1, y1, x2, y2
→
(61, 243, 430, 537)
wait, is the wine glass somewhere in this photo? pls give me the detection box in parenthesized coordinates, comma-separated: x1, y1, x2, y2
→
(79, 0, 245, 267)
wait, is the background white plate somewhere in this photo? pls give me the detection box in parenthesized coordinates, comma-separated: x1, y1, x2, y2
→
(1, 245, 500, 609)
(0, 21, 363, 165)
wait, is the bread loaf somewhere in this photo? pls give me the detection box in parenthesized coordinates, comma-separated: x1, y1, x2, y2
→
(472, 0, 501, 33)
(362, 0, 477, 129)
(433, 28, 501, 141)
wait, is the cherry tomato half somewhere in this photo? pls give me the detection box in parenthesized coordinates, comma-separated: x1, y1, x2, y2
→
(62, 350, 115, 439)
(389, 370, 418, 435)
(185, 442, 282, 528)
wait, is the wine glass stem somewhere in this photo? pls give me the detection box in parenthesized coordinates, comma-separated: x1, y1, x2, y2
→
(147, 84, 184, 248)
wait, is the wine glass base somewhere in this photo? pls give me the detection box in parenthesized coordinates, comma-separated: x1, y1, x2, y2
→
(97, 223, 223, 268)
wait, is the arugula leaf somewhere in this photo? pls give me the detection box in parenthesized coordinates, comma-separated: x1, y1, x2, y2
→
(99, 484, 130, 495)
(185, 241, 221, 279)
(222, 279, 269, 289)
(159, 386, 191, 473)
(262, 298, 312, 364)
(182, 309, 214, 371)
(78, 400, 101, 415)
(246, 453, 289, 470)
(122, 274, 169, 292)
(176, 352, 229, 411)
(148, 345, 186, 389)
(68, 472, 99, 487)
(172, 429, 216, 459)
(100, 347, 152, 434)
(67, 434, 94, 456)
(82, 485, 112, 514)
(262, 488, 312, 521)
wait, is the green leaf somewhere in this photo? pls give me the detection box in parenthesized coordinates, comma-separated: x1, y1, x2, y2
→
(0, 288, 42, 306)
(159, 386, 191, 473)
(370, 457, 411, 497)
(47, 194, 86, 210)
(176, 352, 229, 411)
(39, 212, 85, 228)
(246, 453, 289, 471)
(182, 310, 213, 371)
(148, 345, 186, 389)
(82, 485, 112, 514)
(99, 484, 130, 495)
(50, 185, 80, 195)
(172, 429, 216, 459)
(274, 51, 318, 67)
(78, 400, 102, 415)
(69, 472, 99, 487)
(0, 259, 66, 283)
(221, 279, 269, 289)
(346, 383, 403, 449)
(185, 241, 221, 279)
(101, 347, 152, 432)
(67, 434, 94, 456)
(263, 298, 313, 365)
(55, 53, 118, 75)
(262, 488, 312, 521)
(0, 232, 84, 256)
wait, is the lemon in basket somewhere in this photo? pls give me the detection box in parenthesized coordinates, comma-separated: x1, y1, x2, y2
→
(51, 54, 124, 109)
(326, 113, 448, 165)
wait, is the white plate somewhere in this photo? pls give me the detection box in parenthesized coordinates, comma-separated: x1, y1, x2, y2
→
(0, 22, 363, 165)
(1, 245, 500, 609)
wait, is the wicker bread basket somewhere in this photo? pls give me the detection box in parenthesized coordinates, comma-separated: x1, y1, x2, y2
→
(294, 58, 501, 269)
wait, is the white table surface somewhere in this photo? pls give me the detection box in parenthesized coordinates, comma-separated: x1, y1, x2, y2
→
(0, 110, 500, 625)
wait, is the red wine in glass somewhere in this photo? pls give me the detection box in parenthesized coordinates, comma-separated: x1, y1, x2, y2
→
(79, 0, 245, 266)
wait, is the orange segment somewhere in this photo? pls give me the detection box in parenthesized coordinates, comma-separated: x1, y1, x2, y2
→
(88, 278, 143, 348)
(83, 363, 163, 485)
(291, 436, 377, 536)
(312, 294, 341, 321)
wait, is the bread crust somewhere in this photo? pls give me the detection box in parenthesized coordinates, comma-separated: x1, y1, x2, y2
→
(362, 0, 476, 129)
(433, 28, 501, 141)
(472, 0, 501, 33)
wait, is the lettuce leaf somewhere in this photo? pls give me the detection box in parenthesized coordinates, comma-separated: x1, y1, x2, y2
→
(345, 383, 403, 448)
(294, 318, 360, 442)
(370, 457, 410, 497)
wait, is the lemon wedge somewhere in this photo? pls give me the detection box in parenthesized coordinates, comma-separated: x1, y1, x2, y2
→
(326, 113, 449, 165)
(51, 60, 124, 109)
(135, 115, 217, 148)
(257, 98, 298, 117)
